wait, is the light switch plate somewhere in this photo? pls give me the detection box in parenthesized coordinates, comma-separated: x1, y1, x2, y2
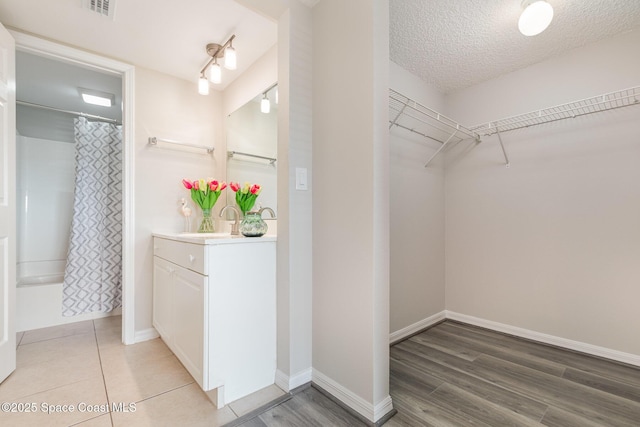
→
(295, 167, 308, 190)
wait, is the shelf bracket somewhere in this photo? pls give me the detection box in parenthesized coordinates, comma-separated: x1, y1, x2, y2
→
(495, 127, 510, 168)
(389, 99, 409, 130)
(424, 130, 458, 168)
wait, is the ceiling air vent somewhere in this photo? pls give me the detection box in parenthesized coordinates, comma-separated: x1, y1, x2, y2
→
(83, 0, 116, 20)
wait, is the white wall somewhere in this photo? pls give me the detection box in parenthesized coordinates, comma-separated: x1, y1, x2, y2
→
(444, 30, 640, 357)
(275, 1, 313, 391)
(312, 0, 391, 422)
(134, 67, 221, 334)
(16, 135, 75, 281)
(228, 1, 315, 395)
(389, 61, 446, 338)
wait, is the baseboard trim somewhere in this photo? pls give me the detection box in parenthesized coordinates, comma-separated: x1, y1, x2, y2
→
(445, 311, 640, 367)
(275, 368, 312, 392)
(389, 311, 446, 344)
(134, 327, 160, 343)
(312, 369, 394, 423)
(274, 369, 289, 392)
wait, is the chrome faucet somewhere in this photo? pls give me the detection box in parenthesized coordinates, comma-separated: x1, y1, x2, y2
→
(220, 205, 241, 235)
(258, 207, 276, 219)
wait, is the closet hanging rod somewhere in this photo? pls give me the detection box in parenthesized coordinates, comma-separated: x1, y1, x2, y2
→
(472, 86, 640, 136)
(392, 108, 470, 143)
(227, 150, 276, 165)
(17, 100, 120, 124)
(148, 137, 214, 154)
(390, 122, 447, 145)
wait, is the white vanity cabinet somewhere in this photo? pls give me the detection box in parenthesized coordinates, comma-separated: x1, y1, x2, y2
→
(152, 232, 276, 407)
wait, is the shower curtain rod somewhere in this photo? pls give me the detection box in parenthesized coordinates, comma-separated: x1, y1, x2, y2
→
(17, 100, 121, 124)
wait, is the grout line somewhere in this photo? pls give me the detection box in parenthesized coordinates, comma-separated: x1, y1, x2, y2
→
(92, 319, 115, 427)
(18, 331, 96, 348)
(7, 378, 102, 402)
(133, 381, 196, 404)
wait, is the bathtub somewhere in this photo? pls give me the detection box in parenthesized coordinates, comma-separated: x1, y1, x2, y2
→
(17, 274, 121, 332)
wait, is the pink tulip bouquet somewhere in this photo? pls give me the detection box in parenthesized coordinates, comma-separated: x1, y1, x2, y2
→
(182, 178, 227, 210)
(229, 182, 261, 215)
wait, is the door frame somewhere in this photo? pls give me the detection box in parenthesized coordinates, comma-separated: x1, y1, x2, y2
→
(11, 31, 136, 344)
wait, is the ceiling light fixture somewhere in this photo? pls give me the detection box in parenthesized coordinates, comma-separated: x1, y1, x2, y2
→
(198, 35, 237, 94)
(518, 0, 554, 36)
(79, 88, 115, 107)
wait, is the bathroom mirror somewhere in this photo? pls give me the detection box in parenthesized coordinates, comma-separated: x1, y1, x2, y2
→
(225, 83, 277, 218)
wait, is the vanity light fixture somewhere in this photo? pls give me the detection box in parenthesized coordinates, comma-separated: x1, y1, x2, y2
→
(224, 39, 237, 70)
(198, 35, 237, 94)
(198, 73, 209, 95)
(79, 88, 115, 107)
(261, 93, 271, 114)
(260, 83, 278, 114)
(518, 0, 554, 36)
(210, 58, 222, 84)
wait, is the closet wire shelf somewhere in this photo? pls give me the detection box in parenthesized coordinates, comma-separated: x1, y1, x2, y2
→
(471, 86, 640, 136)
(389, 88, 480, 167)
(390, 86, 640, 167)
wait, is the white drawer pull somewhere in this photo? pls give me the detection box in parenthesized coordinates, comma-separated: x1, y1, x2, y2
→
(189, 255, 196, 263)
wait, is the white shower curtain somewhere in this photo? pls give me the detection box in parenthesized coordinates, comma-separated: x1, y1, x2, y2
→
(62, 117, 122, 316)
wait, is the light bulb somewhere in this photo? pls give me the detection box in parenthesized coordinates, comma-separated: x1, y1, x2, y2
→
(198, 75, 209, 95)
(209, 60, 222, 84)
(261, 94, 271, 114)
(225, 45, 237, 70)
(518, 0, 554, 36)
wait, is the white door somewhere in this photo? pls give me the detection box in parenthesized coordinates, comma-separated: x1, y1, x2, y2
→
(0, 21, 16, 384)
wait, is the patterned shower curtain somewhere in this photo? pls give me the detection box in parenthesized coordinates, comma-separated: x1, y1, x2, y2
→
(62, 117, 123, 316)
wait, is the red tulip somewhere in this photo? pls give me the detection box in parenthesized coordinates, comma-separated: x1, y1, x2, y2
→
(219, 181, 227, 191)
(250, 184, 261, 195)
(210, 180, 219, 191)
(230, 182, 240, 192)
(182, 179, 193, 189)
(193, 180, 199, 190)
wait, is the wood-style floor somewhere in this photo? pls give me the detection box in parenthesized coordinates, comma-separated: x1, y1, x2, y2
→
(390, 321, 640, 426)
(237, 320, 640, 426)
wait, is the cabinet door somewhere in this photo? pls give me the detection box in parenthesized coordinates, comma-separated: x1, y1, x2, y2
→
(152, 257, 174, 342)
(172, 264, 207, 389)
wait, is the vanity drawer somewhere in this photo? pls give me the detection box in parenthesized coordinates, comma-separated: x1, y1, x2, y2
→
(154, 237, 206, 275)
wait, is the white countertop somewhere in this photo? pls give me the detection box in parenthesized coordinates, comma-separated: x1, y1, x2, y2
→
(153, 231, 277, 245)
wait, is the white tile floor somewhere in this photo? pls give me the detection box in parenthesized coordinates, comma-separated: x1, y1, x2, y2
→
(0, 316, 285, 426)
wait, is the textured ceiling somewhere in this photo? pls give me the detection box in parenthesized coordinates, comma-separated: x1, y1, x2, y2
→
(390, 0, 640, 94)
(0, 0, 277, 90)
